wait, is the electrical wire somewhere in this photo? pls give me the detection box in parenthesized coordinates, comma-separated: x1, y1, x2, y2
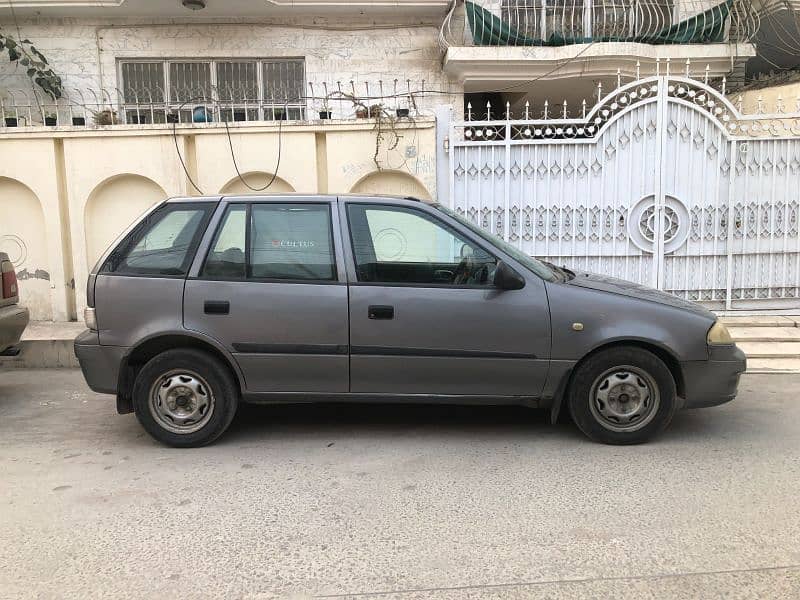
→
(171, 95, 207, 195)
(223, 110, 283, 192)
(170, 95, 285, 195)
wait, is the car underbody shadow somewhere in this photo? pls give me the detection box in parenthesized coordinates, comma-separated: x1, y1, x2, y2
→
(222, 401, 581, 444)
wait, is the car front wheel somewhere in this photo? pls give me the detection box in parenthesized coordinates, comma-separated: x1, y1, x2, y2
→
(132, 349, 239, 447)
(568, 346, 677, 445)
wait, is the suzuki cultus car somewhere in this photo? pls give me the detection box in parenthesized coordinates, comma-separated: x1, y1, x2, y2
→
(76, 195, 745, 447)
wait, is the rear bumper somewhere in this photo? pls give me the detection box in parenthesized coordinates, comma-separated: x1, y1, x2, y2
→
(74, 329, 126, 395)
(0, 304, 29, 352)
(680, 345, 747, 409)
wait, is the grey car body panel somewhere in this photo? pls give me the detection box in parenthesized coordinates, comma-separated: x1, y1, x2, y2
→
(184, 279, 349, 392)
(95, 275, 185, 347)
(566, 271, 714, 319)
(338, 197, 551, 397)
(183, 196, 350, 393)
(76, 193, 745, 416)
(74, 329, 125, 394)
(547, 273, 716, 362)
(347, 285, 550, 396)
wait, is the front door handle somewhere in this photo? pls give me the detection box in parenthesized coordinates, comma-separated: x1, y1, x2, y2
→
(368, 305, 394, 320)
(204, 300, 230, 315)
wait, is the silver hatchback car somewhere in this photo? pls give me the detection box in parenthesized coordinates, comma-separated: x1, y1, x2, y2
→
(75, 194, 746, 447)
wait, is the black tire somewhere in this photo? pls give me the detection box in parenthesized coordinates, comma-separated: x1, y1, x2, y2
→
(133, 348, 239, 447)
(567, 346, 677, 445)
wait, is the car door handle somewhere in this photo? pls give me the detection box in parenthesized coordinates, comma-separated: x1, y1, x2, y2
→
(368, 305, 394, 320)
(204, 300, 230, 315)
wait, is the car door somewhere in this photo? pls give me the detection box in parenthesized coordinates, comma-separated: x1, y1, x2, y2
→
(341, 198, 551, 398)
(184, 197, 349, 394)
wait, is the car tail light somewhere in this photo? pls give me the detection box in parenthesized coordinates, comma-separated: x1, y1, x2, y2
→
(1, 262, 17, 299)
(84, 307, 97, 331)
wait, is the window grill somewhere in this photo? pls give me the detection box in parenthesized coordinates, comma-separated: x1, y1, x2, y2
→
(118, 58, 306, 124)
(496, 0, 730, 44)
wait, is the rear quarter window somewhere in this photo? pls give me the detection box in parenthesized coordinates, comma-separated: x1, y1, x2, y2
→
(101, 203, 214, 277)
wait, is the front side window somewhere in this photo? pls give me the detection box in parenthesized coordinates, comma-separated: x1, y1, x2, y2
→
(347, 204, 497, 286)
(201, 203, 336, 282)
(102, 203, 212, 276)
(433, 204, 558, 282)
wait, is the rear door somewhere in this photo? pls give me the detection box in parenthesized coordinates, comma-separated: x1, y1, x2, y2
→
(341, 198, 551, 398)
(184, 197, 349, 394)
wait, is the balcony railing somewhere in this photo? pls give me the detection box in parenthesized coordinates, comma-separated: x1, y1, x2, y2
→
(0, 80, 441, 129)
(440, 0, 760, 47)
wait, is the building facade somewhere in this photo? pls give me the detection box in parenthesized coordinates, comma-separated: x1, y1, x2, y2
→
(0, 0, 796, 321)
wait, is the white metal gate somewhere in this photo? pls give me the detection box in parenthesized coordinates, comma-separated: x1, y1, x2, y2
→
(443, 75, 800, 310)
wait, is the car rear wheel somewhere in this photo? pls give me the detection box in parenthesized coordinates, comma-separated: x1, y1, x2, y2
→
(567, 346, 677, 445)
(133, 349, 239, 447)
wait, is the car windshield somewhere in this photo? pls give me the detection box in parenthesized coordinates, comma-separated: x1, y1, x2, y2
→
(433, 204, 559, 282)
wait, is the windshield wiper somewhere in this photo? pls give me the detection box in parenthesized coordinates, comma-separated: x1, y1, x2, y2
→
(542, 261, 574, 282)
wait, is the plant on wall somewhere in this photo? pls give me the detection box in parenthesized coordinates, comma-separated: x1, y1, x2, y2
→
(0, 28, 63, 99)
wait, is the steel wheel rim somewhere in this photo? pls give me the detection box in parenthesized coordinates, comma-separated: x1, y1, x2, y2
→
(589, 365, 660, 433)
(149, 369, 215, 434)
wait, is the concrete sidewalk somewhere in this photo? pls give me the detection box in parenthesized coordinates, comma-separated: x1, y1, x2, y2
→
(0, 321, 84, 369)
(720, 315, 800, 374)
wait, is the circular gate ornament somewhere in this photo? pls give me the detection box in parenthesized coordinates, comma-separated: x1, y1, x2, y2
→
(628, 196, 689, 254)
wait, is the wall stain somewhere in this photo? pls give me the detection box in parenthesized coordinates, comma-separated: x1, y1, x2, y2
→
(16, 268, 50, 281)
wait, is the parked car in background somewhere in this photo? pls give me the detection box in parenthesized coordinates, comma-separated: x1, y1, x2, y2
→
(75, 195, 746, 447)
(0, 252, 29, 356)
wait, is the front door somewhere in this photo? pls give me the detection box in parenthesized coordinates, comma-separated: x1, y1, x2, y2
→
(342, 199, 550, 398)
(184, 198, 349, 393)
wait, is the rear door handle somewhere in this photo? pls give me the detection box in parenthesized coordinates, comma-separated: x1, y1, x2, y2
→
(368, 305, 394, 320)
(204, 300, 230, 315)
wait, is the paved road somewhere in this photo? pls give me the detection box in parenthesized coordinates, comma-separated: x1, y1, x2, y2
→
(1, 369, 799, 599)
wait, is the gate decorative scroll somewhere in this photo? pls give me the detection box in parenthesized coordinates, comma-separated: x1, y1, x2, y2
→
(445, 74, 800, 310)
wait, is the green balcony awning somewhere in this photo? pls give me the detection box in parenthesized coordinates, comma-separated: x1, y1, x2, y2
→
(465, 0, 732, 47)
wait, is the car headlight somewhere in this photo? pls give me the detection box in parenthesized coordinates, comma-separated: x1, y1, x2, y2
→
(707, 320, 733, 345)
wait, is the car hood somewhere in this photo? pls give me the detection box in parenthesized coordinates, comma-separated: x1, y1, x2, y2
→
(564, 270, 715, 320)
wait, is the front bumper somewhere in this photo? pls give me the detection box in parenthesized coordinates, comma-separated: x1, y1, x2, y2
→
(74, 329, 126, 395)
(0, 304, 29, 352)
(680, 345, 747, 409)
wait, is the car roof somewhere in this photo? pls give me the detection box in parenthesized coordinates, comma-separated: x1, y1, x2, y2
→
(164, 193, 426, 203)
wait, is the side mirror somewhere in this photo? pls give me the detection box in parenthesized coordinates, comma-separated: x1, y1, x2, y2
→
(493, 261, 525, 290)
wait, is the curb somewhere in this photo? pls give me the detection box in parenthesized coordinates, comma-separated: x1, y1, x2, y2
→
(0, 338, 79, 369)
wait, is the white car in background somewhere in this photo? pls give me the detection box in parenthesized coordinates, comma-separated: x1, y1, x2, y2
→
(0, 252, 29, 356)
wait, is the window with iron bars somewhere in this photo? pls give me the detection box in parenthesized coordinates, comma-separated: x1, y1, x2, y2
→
(119, 59, 306, 124)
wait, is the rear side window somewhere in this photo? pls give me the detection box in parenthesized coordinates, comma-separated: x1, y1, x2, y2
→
(201, 203, 336, 281)
(101, 203, 213, 276)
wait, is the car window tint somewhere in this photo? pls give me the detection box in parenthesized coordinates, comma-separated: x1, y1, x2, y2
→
(202, 205, 246, 278)
(102, 204, 212, 276)
(347, 204, 496, 286)
(249, 204, 335, 281)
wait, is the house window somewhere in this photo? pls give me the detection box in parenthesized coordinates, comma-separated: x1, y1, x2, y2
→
(119, 58, 305, 124)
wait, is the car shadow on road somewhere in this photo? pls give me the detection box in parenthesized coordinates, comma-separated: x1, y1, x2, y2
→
(218, 400, 747, 447)
(224, 402, 581, 443)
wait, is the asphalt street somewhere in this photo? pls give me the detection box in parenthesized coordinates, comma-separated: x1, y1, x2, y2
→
(1, 369, 799, 599)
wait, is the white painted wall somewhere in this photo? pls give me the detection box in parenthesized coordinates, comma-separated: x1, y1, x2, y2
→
(0, 16, 461, 115)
